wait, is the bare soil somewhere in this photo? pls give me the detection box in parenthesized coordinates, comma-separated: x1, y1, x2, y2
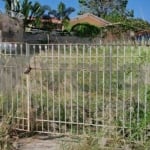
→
(13, 135, 80, 150)
(13, 135, 62, 150)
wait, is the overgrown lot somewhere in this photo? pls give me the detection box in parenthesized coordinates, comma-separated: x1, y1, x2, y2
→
(1, 44, 150, 148)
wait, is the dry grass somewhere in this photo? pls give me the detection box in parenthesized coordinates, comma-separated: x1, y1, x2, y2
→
(0, 116, 16, 150)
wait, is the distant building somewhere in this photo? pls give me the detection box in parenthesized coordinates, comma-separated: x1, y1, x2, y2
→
(69, 13, 111, 27)
(26, 17, 62, 31)
(41, 17, 62, 30)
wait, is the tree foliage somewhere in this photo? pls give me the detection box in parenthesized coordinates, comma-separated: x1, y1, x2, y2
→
(47, 1, 75, 30)
(51, 1, 75, 20)
(78, 0, 133, 19)
(125, 18, 150, 31)
(78, 0, 150, 38)
(2, 0, 48, 29)
(71, 23, 100, 37)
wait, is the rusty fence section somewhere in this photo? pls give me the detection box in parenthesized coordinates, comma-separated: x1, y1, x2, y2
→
(0, 42, 150, 142)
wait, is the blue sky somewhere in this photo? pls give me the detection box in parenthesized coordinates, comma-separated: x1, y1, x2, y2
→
(127, 0, 150, 22)
(0, 0, 150, 22)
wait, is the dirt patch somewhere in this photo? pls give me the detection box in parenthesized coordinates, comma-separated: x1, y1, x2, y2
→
(13, 135, 82, 150)
(13, 135, 62, 150)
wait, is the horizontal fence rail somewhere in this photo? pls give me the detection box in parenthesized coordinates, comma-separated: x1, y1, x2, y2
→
(0, 42, 150, 143)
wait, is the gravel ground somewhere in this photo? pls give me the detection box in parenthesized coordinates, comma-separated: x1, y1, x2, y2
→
(13, 135, 63, 150)
(13, 135, 80, 150)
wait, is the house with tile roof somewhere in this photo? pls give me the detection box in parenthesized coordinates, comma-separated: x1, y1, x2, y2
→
(69, 13, 111, 27)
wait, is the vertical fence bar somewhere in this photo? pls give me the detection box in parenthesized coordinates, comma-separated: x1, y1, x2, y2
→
(129, 46, 133, 139)
(6, 66, 8, 115)
(26, 74, 31, 131)
(109, 46, 112, 126)
(58, 44, 61, 133)
(20, 44, 23, 56)
(63, 44, 67, 133)
(10, 65, 13, 119)
(26, 43, 31, 131)
(32, 44, 37, 131)
(39, 45, 44, 132)
(45, 45, 49, 132)
(0, 60, 3, 118)
(70, 44, 73, 134)
(102, 46, 105, 126)
(20, 50, 24, 129)
(144, 47, 148, 141)
(16, 60, 19, 127)
(116, 46, 119, 131)
(137, 46, 141, 140)
(122, 46, 126, 137)
(26, 43, 29, 57)
(95, 45, 98, 134)
(0, 72, 3, 118)
(76, 44, 79, 135)
(82, 45, 85, 134)
(89, 46, 92, 133)
(52, 44, 55, 132)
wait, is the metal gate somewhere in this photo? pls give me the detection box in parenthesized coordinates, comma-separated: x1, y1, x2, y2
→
(0, 42, 30, 131)
(1, 42, 150, 142)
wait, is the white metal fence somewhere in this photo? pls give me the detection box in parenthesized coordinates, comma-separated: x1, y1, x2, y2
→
(0, 42, 29, 131)
(0, 42, 150, 142)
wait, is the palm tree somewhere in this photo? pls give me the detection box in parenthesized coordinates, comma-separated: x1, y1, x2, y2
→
(2, 0, 20, 14)
(49, 1, 75, 29)
(28, 1, 45, 28)
(29, 2, 43, 19)
(21, 1, 51, 29)
(20, 0, 32, 28)
(2, 0, 48, 29)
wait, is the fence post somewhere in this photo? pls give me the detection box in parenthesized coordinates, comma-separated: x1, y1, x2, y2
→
(26, 43, 31, 131)
(26, 74, 31, 131)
